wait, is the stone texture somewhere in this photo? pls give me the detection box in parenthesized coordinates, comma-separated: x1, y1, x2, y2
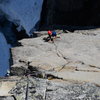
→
(0, 96, 15, 100)
(11, 31, 100, 86)
(0, 77, 20, 96)
(0, 76, 100, 100)
(8, 30, 100, 99)
(9, 77, 100, 100)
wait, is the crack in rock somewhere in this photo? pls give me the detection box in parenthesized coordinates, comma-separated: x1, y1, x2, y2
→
(89, 65, 100, 70)
(53, 43, 68, 62)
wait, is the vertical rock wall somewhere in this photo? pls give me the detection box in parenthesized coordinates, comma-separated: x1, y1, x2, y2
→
(40, 0, 100, 27)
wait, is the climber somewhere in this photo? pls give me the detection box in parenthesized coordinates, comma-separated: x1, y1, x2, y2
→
(47, 30, 54, 42)
(48, 30, 52, 39)
(52, 31, 57, 38)
(52, 30, 61, 39)
(43, 30, 58, 43)
(43, 30, 52, 42)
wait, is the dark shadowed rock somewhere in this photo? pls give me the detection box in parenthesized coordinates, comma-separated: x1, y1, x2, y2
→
(0, 96, 15, 100)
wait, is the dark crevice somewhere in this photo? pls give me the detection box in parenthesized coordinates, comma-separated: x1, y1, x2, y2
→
(0, 17, 29, 46)
(39, 0, 48, 28)
(46, 74, 63, 80)
(12, 23, 29, 41)
(12, 95, 17, 100)
(9, 49, 13, 70)
(39, 0, 100, 30)
(25, 75, 29, 100)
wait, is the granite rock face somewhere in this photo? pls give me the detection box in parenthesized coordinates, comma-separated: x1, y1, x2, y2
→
(11, 30, 100, 86)
(0, 76, 100, 100)
(1, 0, 100, 99)
(10, 77, 100, 100)
(0, 29, 99, 99)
